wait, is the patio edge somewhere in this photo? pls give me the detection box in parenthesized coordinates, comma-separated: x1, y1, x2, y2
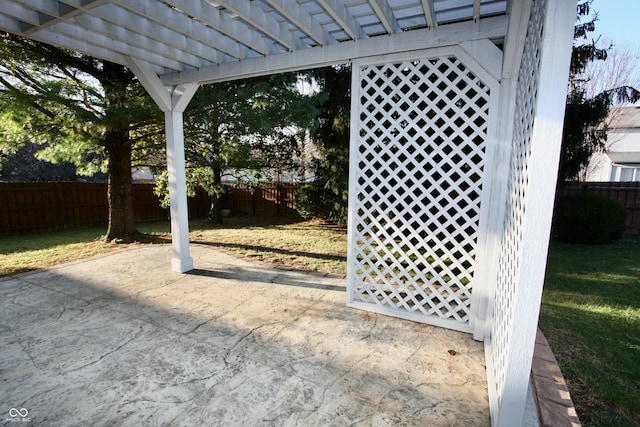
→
(532, 329, 581, 426)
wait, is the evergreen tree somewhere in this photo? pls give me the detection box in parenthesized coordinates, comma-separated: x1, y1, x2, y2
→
(154, 72, 317, 223)
(0, 34, 162, 241)
(297, 65, 351, 226)
(560, 1, 640, 181)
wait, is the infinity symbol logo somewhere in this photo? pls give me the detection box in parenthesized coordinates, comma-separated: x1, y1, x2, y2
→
(9, 408, 28, 418)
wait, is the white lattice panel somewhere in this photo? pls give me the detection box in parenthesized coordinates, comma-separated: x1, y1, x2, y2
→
(347, 50, 496, 330)
(490, 0, 545, 408)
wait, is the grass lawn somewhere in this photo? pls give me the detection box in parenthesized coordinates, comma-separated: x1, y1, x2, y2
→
(140, 215, 348, 275)
(2, 216, 638, 425)
(0, 228, 136, 277)
(0, 216, 348, 279)
(539, 238, 640, 427)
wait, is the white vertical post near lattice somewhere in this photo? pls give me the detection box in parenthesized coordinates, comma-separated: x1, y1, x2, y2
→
(484, 0, 577, 425)
(127, 57, 199, 273)
(347, 47, 499, 333)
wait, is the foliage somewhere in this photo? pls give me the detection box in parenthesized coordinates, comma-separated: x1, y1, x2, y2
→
(153, 73, 318, 223)
(304, 66, 351, 226)
(560, 1, 640, 181)
(0, 142, 107, 182)
(553, 194, 626, 244)
(295, 181, 329, 220)
(540, 238, 640, 426)
(0, 34, 163, 240)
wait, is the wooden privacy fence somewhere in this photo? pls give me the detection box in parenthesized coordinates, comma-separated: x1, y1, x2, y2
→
(558, 181, 640, 235)
(0, 182, 166, 236)
(0, 182, 301, 236)
(222, 183, 299, 216)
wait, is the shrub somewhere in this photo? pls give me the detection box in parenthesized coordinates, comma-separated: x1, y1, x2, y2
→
(295, 181, 348, 226)
(295, 182, 325, 220)
(553, 194, 626, 244)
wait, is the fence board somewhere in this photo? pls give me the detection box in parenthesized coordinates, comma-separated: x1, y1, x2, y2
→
(558, 181, 640, 235)
(0, 182, 302, 236)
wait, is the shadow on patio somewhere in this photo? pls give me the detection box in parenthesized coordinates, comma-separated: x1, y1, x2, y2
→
(0, 244, 488, 426)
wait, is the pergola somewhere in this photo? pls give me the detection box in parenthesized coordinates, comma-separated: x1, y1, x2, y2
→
(1, 0, 577, 425)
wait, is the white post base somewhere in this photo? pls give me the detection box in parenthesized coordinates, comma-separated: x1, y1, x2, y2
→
(172, 256, 194, 273)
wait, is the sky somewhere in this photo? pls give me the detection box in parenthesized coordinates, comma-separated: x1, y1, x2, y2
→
(590, 0, 640, 50)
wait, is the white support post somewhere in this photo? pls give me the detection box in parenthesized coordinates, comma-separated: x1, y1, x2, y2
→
(489, 0, 576, 425)
(165, 109, 193, 272)
(126, 57, 199, 272)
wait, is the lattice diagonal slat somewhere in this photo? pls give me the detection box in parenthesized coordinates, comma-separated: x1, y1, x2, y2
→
(348, 54, 492, 327)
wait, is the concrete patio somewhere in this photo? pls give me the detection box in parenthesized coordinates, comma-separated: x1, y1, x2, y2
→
(1, 244, 489, 426)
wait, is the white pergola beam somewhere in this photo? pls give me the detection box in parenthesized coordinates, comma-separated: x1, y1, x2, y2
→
(90, 4, 222, 66)
(50, 21, 186, 71)
(163, 0, 272, 56)
(502, 0, 533, 80)
(70, 13, 208, 69)
(316, 0, 361, 40)
(161, 14, 508, 86)
(420, 0, 437, 28)
(215, 0, 297, 51)
(10, 0, 107, 33)
(126, 57, 172, 111)
(3, 24, 132, 69)
(111, 0, 246, 61)
(126, 57, 199, 273)
(367, 0, 399, 34)
(2, 1, 40, 26)
(263, 0, 328, 46)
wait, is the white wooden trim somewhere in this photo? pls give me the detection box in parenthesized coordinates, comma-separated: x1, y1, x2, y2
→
(493, 0, 576, 425)
(459, 40, 503, 82)
(347, 301, 474, 333)
(127, 57, 199, 273)
(126, 57, 172, 112)
(165, 110, 194, 273)
(161, 15, 508, 86)
(502, 0, 533, 80)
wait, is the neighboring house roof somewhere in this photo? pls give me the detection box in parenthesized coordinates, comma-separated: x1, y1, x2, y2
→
(607, 107, 640, 165)
(609, 152, 640, 163)
(609, 106, 640, 130)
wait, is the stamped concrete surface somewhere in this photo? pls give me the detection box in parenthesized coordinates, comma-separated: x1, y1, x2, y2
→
(1, 244, 489, 426)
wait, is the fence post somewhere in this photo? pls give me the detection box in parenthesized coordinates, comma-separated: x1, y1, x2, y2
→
(252, 187, 257, 215)
(56, 182, 68, 229)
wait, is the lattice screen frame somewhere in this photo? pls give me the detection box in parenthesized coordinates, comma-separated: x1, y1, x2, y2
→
(481, 0, 577, 425)
(346, 46, 500, 333)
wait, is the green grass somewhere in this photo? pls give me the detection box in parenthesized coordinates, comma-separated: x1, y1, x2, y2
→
(0, 227, 129, 277)
(0, 216, 348, 279)
(2, 218, 638, 425)
(539, 238, 640, 427)
(140, 215, 348, 275)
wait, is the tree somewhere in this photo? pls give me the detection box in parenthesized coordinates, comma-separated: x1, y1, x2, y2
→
(0, 34, 161, 241)
(296, 65, 351, 225)
(0, 142, 107, 182)
(154, 72, 317, 223)
(559, 1, 640, 181)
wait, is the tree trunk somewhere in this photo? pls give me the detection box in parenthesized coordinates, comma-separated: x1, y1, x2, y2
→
(105, 129, 135, 241)
(102, 61, 136, 242)
(207, 167, 223, 224)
